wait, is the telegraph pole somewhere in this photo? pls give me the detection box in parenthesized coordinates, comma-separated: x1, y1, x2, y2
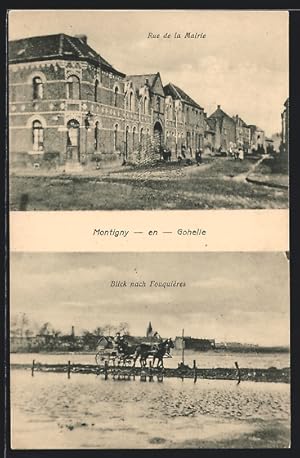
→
(182, 328, 185, 364)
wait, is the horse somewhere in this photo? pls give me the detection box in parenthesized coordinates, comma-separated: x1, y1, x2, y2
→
(115, 338, 136, 364)
(133, 338, 174, 368)
(152, 338, 174, 368)
(133, 343, 154, 367)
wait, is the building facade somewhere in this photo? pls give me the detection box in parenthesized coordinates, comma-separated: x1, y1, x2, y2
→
(233, 115, 251, 151)
(281, 97, 289, 155)
(207, 105, 236, 152)
(163, 83, 205, 158)
(9, 33, 206, 166)
(248, 125, 266, 154)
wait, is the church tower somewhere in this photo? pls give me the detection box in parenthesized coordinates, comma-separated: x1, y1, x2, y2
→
(146, 321, 153, 337)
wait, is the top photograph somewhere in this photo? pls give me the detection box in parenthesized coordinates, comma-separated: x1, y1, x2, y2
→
(8, 10, 289, 211)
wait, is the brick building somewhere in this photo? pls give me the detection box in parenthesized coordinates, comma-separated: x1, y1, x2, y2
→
(204, 116, 216, 154)
(163, 83, 205, 158)
(233, 114, 251, 152)
(207, 105, 236, 152)
(248, 125, 266, 154)
(9, 33, 206, 166)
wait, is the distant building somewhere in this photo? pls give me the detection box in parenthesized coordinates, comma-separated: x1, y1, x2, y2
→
(174, 336, 215, 351)
(233, 114, 251, 152)
(248, 125, 266, 154)
(208, 105, 236, 152)
(265, 137, 275, 154)
(146, 321, 153, 337)
(271, 132, 282, 153)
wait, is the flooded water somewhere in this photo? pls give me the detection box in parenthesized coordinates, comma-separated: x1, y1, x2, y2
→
(11, 369, 290, 449)
(10, 350, 290, 369)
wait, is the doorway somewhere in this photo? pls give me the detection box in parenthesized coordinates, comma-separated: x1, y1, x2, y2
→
(66, 119, 80, 162)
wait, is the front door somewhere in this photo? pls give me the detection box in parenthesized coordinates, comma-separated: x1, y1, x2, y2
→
(153, 121, 163, 155)
(67, 119, 80, 162)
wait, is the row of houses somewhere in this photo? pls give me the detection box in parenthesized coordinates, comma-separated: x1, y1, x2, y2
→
(9, 33, 272, 167)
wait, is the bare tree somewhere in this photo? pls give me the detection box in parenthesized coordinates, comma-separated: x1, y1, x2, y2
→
(118, 322, 130, 335)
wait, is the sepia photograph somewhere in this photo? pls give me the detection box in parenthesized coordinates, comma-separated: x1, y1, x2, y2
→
(10, 252, 290, 449)
(8, 10, 289, 210)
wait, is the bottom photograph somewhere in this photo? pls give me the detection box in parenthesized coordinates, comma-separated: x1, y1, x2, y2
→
(9, 252, 290, 449)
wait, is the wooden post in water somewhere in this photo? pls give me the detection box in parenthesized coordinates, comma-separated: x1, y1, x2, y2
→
(140, 368, 147, 382)
(182, 328, 185, 365)
(157, 370, 164, 383)
(31, 359, 35, 377)
(235, 361, 241, 385)
(104, 360, 109, 380)
(193, 360, 197, 383)
(149, 361, 153, 382)
(67, 360, 71, 379)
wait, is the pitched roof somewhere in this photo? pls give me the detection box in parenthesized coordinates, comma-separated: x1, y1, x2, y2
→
(236, 116, 248, 127)
(209, 105, 233, 121)
(205, 118, 216, 132)
(164, 83, 203, 110)
(8, 33, 125, 76)
(125, 73, 160, 90)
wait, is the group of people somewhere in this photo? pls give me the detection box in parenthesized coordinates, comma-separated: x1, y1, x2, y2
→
(220, 145, 245, 160)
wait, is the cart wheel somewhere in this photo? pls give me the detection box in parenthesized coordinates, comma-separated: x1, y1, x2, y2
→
(95, 352, 105, 366)
(124, 358, 134, 368)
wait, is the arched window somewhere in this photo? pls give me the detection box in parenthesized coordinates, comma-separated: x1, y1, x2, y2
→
(165, 104, 169, 120)
(132, 127, 136, 149)
(67, 75, 80, 99)
(143, 96, 148, 114)
(94, 121, 100, 151)
(33, 77, 43, 100)
(32, 120, 44, 151)
(156, 96, 160, 112)
(140, 127, 144, 146)
(186, 107, 189, 124)
(129, 92, 133, 111)
(114, 124, 118, 150)
(94, 80, 99, 102)
(114, 87, 119, 107)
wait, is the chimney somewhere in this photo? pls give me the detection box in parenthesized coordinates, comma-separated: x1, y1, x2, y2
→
(217, 104, 221, 109)
(75, 34, 87, 44)
(145, 78, 149, 85)
(71, 326, 75, 337)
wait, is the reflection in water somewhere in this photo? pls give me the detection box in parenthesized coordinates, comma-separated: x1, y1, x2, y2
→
(11, 370, 290, 449)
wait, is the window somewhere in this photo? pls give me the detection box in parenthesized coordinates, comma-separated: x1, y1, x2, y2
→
(132, 127, 136, 149)
(94, 121, 100, 150)
(129, 92, 133, 111)
(32, 120, 44, 151)
(156, 96, 160, 112)
(140, 127, 144, 146)
(67, 75, 80, 99)
(33, 77, 43, 100)
(143, 96, 148, 114)
(94, 80, 99, 102)
(114, 124, 118, 150)
(114, 87, 119, 107)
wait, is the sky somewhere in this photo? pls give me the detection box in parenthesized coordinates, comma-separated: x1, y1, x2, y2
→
(8, 10, 288, 136)
(10, 252, 289, 346)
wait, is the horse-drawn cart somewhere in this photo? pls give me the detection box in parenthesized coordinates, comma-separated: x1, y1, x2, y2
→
(95, 335, 174, 369)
